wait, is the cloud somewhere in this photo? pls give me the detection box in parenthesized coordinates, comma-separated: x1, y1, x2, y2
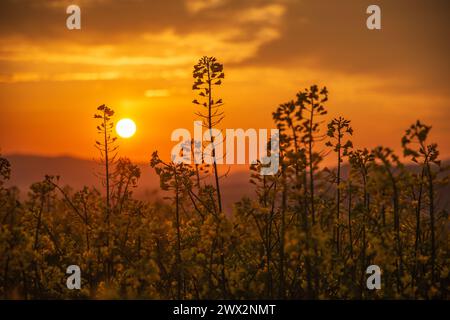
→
(0, 0, 285, 83)
(0, 71, 121, 83)
(0, 0, 448, 93)
(236, 4, 285, 23)
(185, 0, 225, 13)
(144, 89, 170, 98)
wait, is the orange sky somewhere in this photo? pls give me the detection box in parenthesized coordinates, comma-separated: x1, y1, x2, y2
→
(0, 0, 449, 166)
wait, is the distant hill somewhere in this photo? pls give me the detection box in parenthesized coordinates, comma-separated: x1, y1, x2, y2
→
(3, 154, 448, 212)
(5, 154, 102, 193)
(3, 154, 254, 212)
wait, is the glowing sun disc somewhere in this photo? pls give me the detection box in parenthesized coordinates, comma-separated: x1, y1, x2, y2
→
(116, 118, 136, 138)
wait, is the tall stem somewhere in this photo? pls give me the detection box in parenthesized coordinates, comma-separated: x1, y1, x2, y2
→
(426, 162, 436, 281)
(207, 61, 222, 213)
(308, 102, 315, 224)
(336, 131, 341, 254)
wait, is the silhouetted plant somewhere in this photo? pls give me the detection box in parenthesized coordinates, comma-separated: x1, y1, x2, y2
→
(151, 151, 194, 299)
(349, 148, 374, 297)
(326, 117, 353, 254)
(402, 121, 440, 283)
(113, 157, 141, 215)
(271, 101, 302, 298)
(94, 104, 118, 283)
(373, 146, 404, 294)
(192, 56, 225, 213)
(0, 154, 11, 186)
(296, 85, 328, 225)
(192, 56, 229, 298)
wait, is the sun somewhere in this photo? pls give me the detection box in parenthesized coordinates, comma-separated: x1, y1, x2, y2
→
(116, 118, 136, 138)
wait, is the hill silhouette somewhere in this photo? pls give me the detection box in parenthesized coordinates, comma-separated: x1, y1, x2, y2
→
(4, 154, 448, 212)
(4, 154, 254, 212)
